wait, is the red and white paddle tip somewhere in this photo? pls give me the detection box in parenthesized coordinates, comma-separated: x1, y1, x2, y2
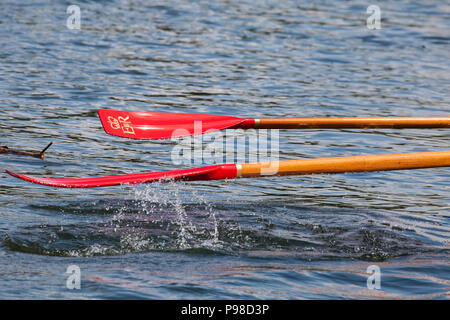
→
(97, 109, 249, 140)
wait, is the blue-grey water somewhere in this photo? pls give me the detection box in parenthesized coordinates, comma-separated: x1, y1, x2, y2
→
(0, 0, 449, 299)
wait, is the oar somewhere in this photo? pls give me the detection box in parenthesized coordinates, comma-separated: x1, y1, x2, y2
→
(5, 151, 450, 188)
(98, 109, 450, 140)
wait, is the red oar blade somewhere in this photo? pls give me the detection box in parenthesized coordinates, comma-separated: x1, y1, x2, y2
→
(98, 109, 247, 140)
(4, 165, 234, 188)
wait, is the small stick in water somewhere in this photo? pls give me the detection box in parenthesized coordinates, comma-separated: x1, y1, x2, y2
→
(39, 141, 53, 158)
(0, 141, 53, 159)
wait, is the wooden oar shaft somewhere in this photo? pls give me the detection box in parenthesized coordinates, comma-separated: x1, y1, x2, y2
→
(239, 151, 450, 178)
(256, 117, 450, 129)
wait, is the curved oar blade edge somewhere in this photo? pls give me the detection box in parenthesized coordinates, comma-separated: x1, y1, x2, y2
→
(4, 165, 234, 188)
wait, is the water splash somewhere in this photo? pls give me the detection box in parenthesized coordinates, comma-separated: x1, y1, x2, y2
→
(2, 181, 447, 260)
(128, 180, 221, 251)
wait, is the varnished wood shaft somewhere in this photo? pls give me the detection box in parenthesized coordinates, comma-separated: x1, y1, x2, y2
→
(256, 117, 450, 129)
(239, 151, 450, 177)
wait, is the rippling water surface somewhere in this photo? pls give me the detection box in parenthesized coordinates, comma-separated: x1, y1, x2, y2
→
(0, 0, 449, 299)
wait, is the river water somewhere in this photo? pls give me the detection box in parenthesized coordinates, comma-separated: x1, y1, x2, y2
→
(0, 0, 449, 299)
